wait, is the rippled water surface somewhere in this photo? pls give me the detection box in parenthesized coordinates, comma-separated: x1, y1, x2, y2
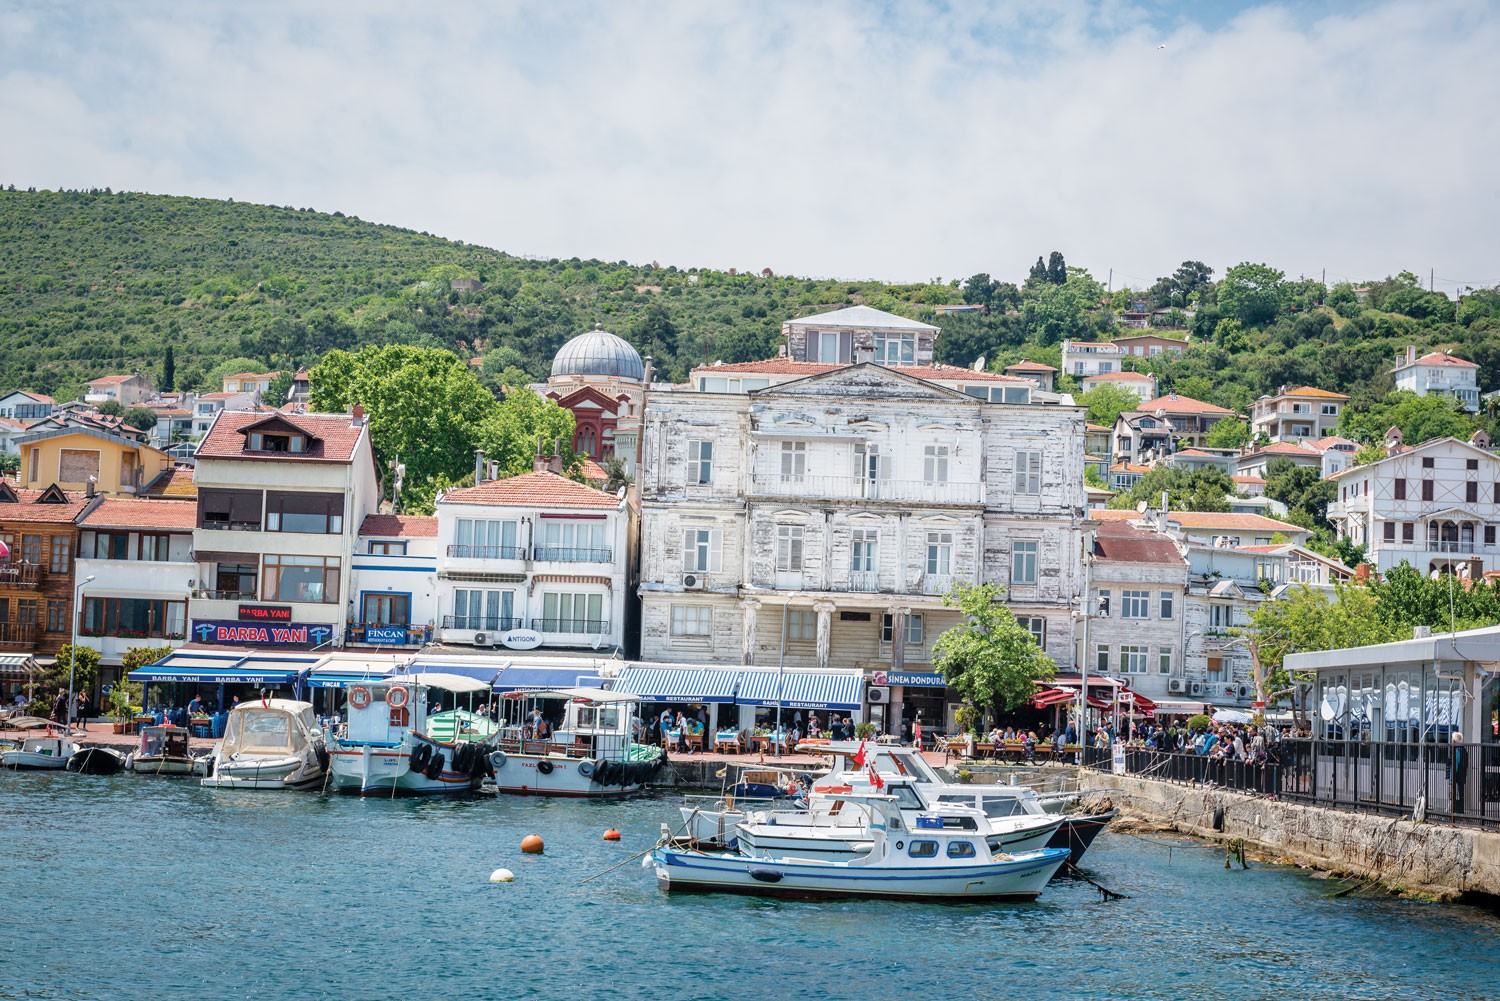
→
(3, 770, 1498, 1000)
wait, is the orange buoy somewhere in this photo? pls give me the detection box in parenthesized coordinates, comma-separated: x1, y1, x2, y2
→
(521, 834, 545, 854)
(603, 828, 621, 841)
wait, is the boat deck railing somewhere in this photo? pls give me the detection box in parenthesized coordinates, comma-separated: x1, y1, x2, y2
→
(494, 737, 595, 759)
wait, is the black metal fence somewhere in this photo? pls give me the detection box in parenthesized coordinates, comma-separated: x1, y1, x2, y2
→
(1086, 740, 1500, 828)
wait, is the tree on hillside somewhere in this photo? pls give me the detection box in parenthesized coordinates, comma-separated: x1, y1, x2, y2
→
(1077, 382, 1141, 428)
(1027, 256, 1048, 286)
(1248, 584, 1399, 705)
(1264, 458, 1336, 526)
(309, 344, 504, 490)
(1020, 269, 1107, 346)
(1150, 260, 1214, 308)
(1371, 563, 1500, 632)
(933, 583, 1056, 715)
(1109, 466, 1234, 512)
(632, 304, 677, 377)
(1339, 391, 1475, 446)
(963, 273, 996, 309)
(476, 386, 578, 478)
(161, 344, 175, 393)
(122, 407, 158, 432)
(1203, 417, 1250, 449)
(1218, 262, 1286, 327)
(1046, 251, 1067, 285)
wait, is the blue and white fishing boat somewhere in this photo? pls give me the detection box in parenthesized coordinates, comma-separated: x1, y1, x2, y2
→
(651, 793, 1070, 901)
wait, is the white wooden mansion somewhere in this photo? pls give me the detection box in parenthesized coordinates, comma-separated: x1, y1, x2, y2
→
(637, 305, 1089, 730)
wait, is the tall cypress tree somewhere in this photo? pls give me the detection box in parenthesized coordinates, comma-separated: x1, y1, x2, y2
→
(162, 344, 175, 391)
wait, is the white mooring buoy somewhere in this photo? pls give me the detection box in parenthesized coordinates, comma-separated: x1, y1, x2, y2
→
(489, 868, 516, 883)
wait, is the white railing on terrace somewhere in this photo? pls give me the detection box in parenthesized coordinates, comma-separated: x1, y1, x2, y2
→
(749, 473, 983, 504)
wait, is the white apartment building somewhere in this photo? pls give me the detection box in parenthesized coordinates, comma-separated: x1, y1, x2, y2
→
(348, 514, 440, 648)
(0, 391, 55, 422)
(192, 390, 258, 436)
(640, 306, 1088, 732)
(84, 374, 155, 408)
(189, 410, 379, 649)
(433, 467, 630, 654)
(1392, 347, 1479, 412)
(1327, 430, 1500, 576)
(1060, 339, 1128, 378)
(1249, 386, 1349, 441)
(74, 498, 196, 671)
(1080, 370, 1157, 402)
(1085, 523, 1188, 705)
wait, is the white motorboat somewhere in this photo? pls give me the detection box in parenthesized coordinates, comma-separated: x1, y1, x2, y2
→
(679, 765, 815, 847)
(127, 725, 209, 776)
(489, 688, 663, 798)
(651, 792, 1071, 901)
(201, 699, 327, 790)
(1, 727, 76, 771)
(328, 673, 497, 796)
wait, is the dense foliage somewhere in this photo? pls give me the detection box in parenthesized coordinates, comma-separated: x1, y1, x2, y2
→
(933, 583, 1056, 713)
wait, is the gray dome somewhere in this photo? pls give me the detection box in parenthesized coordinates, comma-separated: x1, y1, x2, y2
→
(550, 324, 645, 381)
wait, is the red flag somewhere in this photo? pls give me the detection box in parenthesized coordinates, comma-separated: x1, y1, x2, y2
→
(852, 740, 867, 768)
(867, 765, 884, 791)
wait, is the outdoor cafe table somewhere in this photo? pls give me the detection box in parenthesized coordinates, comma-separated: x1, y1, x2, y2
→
(751, 733, 791, 755)
(714, 729, 742, 753)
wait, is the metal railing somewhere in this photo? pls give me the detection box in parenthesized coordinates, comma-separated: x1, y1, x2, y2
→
(446, 544, 527, 560)
(532, 546, 613, 563)
(1085, 746, 1281, 795)
(440, 615, 523, 631)
(0, 562, 42, 587)
(192, 588, 257, 601)
(748, 473, 984, 505)
(0, 622, 38, 647)
(531, 617, 609, 635)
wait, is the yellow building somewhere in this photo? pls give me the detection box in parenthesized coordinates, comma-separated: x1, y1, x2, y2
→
(16, 427, 175, 496)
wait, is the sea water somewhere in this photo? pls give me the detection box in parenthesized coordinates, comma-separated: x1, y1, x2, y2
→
(2, 771, 1498, 1001)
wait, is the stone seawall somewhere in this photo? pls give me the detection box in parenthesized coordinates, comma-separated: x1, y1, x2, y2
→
(1080, 769, 1500, 901)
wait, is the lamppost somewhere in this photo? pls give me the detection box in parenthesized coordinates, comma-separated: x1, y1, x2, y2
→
(68, 574, 96, 736)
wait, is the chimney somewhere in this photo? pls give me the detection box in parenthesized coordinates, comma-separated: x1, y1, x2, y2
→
(548, 453, 565, 475)
(854, 344, 875, 364)
(1355, 562, 1371, 584)
(475, 449, 486, 484)
(351, 404, 364, 427)
(1405, 344, 1417, 366)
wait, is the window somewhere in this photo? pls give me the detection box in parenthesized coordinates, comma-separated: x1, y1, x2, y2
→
(81, 597, 185, 639)
(540, 592, 604, 633)
(854, 443, 885, 484)
(682, 529, 723, 573)
(807, 330, 850, 363)
(199, 489, 263, 531)
(1158, 650, 1173, 675)
(16, 599, 37, 628)
(907, 840, 939, 859)
(213, 563, 257, 599)
(1014, 450, 1042, 494)
(1403, 522, 1414, 542)
(1494, 482, 1500, 504)
(1121, 590, 1149, 619)
(670, 605, 713, 638)
(93, 533, 129, 560)
(454, 518, 520, 559)
(361, 593, 410, 626)
(1422, 480, 1434, 501)
(368, 540, 407, 556)
(946, 841, 978, 859)
(246, 431, 306, 453)
(1462, 480, 1479, 503)
(1468, 459, 1480, 471)
(1321, 404, 1338, 416)
(1095, 644, 1109, 673)
(923, 445, 949, 484)
(787, 608, 816, 642)
(1422, 457, 1434, 469)
(1207, 656, 1227, 681)
(264, 492, 344, 534)
(1209, 604, 1232, 630)
(1120, 645, 1147, 674)
(687, 440, 713, 485)
(780, 441, 806, 481)
(21, 535, 40, 565)
(262, 555, 340, 604)
(451, 588, 514, 630)
(925, 532, 952, 576)
(1394, 479, 1406, 500)
(1487, 526, 1497, 546)
(851, 529, 878, 572)
(1015, 616, 1045, 647)
(1011, 541, 1038, 585)
(1383, 522, 1396, 542)
(138, 533, 172, 561)
(46, 601, 67, 633)
(775, 525, 804, 572)
(58, 448, 100, 483)
(539, 520, 607, 562)
(48, 536, 70, 575)
(881, 612, 924, 645)
(27, 448, 38, 482)
(1159, 591, 1174, 618)
(874, 333, 916, 365)
(1097, 589, 1111, 617)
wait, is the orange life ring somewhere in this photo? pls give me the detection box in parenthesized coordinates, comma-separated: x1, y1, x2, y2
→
(349, 686, 372, 710)
(387, 685, 409, 709)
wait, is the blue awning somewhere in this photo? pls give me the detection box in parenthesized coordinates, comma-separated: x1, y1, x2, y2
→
(400, 663, 504, 687)
(128, 658, 307, 685)
(614, 667, 740, 704)
(305, 664, 395, 689)
(735, 670, 865, 711)
(494, 665, 605, 692)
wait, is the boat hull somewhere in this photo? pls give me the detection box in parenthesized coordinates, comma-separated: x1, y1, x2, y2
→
(736, 816, 1061, 862)
(202, 754, 324, 790)
(128, 755, 208, 776)
(2, 750, 70, 770)
(329, 744, 484, 796)
(67, 747, 127, 774)
(489, 751, 653, 798)
(1051, 810, 1115, 865)
(651, 847, 1069, 901)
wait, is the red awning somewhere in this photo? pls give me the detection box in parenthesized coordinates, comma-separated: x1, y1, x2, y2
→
(1031, 688, 1078, 708)
(1086, 696, 1112, 710)
(1116, 689, 1158, 713)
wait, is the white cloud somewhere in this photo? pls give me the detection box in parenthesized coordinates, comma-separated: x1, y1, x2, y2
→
(1, 0, 1496, 291)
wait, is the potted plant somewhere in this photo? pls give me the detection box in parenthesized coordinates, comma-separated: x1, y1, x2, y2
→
(109, 680, 142, 734)
(854, 722, 877, 740)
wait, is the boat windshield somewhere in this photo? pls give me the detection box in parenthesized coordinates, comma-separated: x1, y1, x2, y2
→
(888, 784, 924, 810)
(142, 729, 188, 757)
(936, 794, 1025, 819)
(222, 709, 299, 756)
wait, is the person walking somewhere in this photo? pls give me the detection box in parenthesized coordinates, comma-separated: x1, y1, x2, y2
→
(1451, 731, 1469, 814)
(51, 687, 68, 729)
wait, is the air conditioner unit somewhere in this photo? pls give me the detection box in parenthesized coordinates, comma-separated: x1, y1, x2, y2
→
(1237, 684, 1253, 699)
(867, 686, 890, 704)
(472, 632, 491, 647)
(681, 573, 706, 591)
(1168, 678, 1186, 694)
(1189, 681, 1205, 696)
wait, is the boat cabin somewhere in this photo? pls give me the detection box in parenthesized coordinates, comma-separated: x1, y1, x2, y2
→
(497, 687, 640, 760)
(343, 673, 494, 746)
(220, 699, 320, 760)
(139, 725, 190, 760)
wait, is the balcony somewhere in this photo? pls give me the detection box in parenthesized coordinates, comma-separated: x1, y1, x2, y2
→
(192, 588, 257, 601)
(921, 574, 954, 595)
(440, 615, 523, 631)
(0, 622, 38, 648)
(0, 562, 43, 588)
(446, 544, 526, 560)
(531, 617, 609, 636)
(748, 473, 983, 505)
(845, 571, 884, 593)
(532, 546, 613, 564)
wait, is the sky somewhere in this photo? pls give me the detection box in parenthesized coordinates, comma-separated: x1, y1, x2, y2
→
(1, 0, 1497, 293)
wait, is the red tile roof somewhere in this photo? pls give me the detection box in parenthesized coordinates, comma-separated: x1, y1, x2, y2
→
(1405, 351, 1477, 369)
(196, 411, 368, 464)
(1083, 371, 1155, 382)
(81, 497, 197, 531)
(579, 457, 609, 482)
(1277, 386, 1350, 400)
(87, 374, 134, 386)
(1233, 475, 1267, 485)
(142, 466, 196, 498)
(1003, 361, 1057, 373)
(1307, 436, 1357, 451)
(691, 359, 1030, 384)
(1246, 441, 1324, 457)
(0, 484, 91, 523)
(441, 471, 620, 509)
(1136, 393, 1237, 416)
(359, 514, 439, 538)
(1093, 523, 1185, 566)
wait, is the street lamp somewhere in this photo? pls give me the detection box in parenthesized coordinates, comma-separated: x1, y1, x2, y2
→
(68, 575, 95, 736)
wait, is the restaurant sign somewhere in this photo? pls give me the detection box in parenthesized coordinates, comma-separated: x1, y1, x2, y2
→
(192, 620, 334, 648)
(871, 671, 948, 688)
(365, 626, 410, 645)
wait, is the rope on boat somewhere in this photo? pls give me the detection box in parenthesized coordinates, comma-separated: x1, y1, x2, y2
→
(1062, 861, 1129, 901)
(578, 814, 694, 885)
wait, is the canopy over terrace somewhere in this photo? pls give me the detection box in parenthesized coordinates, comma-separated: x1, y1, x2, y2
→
(613, 665, 866, 736)
(128, 652, 317, 688)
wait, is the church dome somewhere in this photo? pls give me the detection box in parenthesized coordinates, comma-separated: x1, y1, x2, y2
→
(550, 324, 645, 382)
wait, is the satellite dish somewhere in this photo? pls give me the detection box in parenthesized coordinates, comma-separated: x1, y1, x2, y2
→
(1135, 501, 1149, 514)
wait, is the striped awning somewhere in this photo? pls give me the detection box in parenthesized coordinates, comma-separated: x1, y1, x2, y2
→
(1031, 687, 1078, 708)
(0, 653, 36, 679)
(614, 667, 740, 704)
(735, 670, 865, 712)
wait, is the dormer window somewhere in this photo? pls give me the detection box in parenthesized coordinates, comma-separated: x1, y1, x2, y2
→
(247, 431, 306, 453)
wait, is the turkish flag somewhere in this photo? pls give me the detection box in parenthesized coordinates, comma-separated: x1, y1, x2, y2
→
(852, 740, 867, 768)
(867, 765, 884, 791)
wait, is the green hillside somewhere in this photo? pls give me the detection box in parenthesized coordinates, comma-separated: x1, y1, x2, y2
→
(3, 187, 1500, 431)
